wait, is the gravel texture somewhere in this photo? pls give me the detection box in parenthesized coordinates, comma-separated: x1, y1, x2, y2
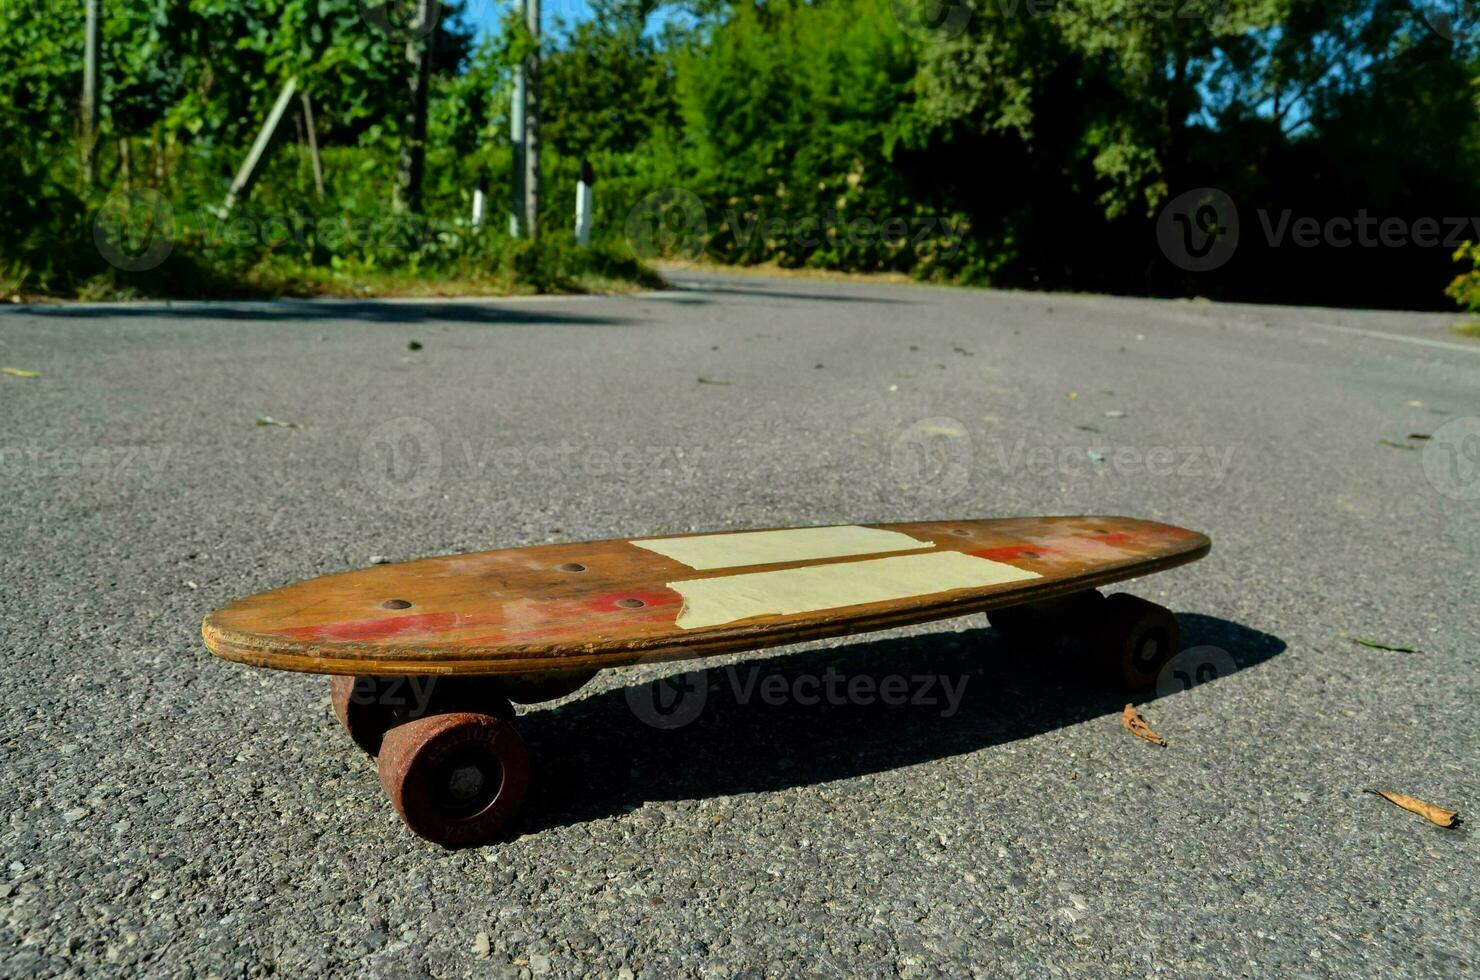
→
(1, 271, 1476, 977)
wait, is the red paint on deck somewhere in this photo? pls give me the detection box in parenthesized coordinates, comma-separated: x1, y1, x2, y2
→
(273, 589, 683, 646)
(281, 611, 462, 642)
(972, 545, 1048, 562)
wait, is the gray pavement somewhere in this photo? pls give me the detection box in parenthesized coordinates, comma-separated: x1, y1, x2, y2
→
(1, 271, 1476, 977)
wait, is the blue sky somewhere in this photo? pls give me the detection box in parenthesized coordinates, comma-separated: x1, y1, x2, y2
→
(463, 0, 598, 38)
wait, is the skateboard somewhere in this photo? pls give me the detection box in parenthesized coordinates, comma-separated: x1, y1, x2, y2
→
(203, 516, 1210, 845)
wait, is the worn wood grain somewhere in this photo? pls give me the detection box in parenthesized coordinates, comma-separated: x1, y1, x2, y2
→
(202, 516, 1210, 676)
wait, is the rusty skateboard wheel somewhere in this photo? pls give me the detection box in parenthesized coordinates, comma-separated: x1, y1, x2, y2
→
(377, 711, 530, 847)
(1088, 593, 1180, 692)
(332, 675, 515, 756)
(497, 670, 595, 704)
(330, 675, 399, 756)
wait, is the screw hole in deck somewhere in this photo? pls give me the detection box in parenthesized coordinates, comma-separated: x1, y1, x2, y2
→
(380, 599, 413, 610)
(558, 562, 587, 572)
(615, 597, 646, 609)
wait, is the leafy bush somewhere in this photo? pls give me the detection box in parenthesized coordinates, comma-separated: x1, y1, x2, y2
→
(1448, 242, 1480, 313)
(3, 0, 1479, 307)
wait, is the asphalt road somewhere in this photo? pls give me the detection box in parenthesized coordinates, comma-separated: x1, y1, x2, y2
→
(2, 271, 1476, 977)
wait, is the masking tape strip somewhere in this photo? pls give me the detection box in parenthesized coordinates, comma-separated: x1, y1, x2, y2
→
(630, 525, 934, 570)
(669, 551, 1040, 629)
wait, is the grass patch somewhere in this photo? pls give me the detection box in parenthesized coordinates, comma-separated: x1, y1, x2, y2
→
(5, 231, 664, 304)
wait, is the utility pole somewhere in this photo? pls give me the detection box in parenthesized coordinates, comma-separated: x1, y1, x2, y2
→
(82, 0, 99, 185)
(523, 0, 541, 241)
(509, 15, 525, 237)
(395, 0, 435, 213)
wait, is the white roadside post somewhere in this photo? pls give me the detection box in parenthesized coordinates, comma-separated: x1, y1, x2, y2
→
(472, 175, 487, 229)
(574, 159, 594, 246)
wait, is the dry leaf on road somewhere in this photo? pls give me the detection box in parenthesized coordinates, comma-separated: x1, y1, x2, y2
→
(1121, 703, 1166, 746)
(1367, 790, 1459, 828)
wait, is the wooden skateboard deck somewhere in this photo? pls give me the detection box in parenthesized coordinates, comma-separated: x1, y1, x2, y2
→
(203, 516, 1209, 678)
